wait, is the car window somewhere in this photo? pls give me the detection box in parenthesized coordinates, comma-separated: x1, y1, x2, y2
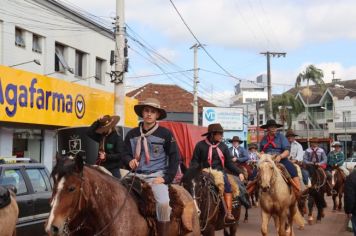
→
(26, 169, 47, 192)
(40, 169, 52, 190)
(0, 169, 28, 195)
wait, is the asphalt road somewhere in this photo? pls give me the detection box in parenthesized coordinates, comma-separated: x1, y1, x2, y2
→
(217, 197, 353, 236)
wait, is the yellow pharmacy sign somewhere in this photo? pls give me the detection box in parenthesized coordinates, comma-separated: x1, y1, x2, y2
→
(0, 66, 137, 127)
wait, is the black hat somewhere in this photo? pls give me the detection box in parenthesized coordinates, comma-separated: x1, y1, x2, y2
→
(201, 123, 224, 136)
(228, 136, 244, 144)
(260, 119, 283, 129)
(248, 143, 258, 150)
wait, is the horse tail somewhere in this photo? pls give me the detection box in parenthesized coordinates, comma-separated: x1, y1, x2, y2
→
(293, 204, 305, 228)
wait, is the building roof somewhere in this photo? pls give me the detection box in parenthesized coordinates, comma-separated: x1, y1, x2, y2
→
(126, 83, 216, 113)
(285, 79, 356, 105)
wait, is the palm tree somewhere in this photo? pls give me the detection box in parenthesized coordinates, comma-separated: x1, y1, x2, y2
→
(272, 93, 304, 130)
(295, 64, 325, 146)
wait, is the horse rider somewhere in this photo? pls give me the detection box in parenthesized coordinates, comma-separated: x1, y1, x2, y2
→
(122, 98, 179, 236)
(182, 123, 245, 222)
(326, 141, 349, 182)
(247, 143, 260, 181)
(286, 130, 308, 186)
(228, 136, 250, 178)
(259, 119, 301, 196)
(344, 168, 356, 236)
(87, 115, 126, 178)
(302, 139, 330, 194)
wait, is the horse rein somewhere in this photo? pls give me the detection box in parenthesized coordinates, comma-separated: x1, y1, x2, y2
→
(59, 169, 136, 236)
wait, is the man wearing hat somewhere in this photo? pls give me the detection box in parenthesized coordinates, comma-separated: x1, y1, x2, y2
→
(183, 123, 245, 222)
(87, 115, 125, 178)
(326, 141, 349, 180)
(228, 136, 250, 176)
(122, 98, 179, 235)
(260, 119, 301, 196)
(286, 130, 304, 163)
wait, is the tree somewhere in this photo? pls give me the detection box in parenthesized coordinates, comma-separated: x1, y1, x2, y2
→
(295, 64, 325, 146)
(272, 93, 304, 130)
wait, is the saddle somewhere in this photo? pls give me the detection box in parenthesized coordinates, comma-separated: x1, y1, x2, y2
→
(121, 177, 195, 234)
(0, 186, 11, 209)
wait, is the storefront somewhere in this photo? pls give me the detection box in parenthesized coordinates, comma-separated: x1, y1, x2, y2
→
(0, 66, 138, 171)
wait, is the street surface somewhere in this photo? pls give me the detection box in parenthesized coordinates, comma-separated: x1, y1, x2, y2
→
(217, 197, 353, 235)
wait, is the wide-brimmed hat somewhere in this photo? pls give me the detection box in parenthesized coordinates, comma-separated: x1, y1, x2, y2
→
(95, 115, 120, 134)
(228, 136, 244, 144)
(285, 130, 298, 137)
(248, 143, 258, 150)
(331, 141, 343, 147)
(202, 123, 224, 136)
(260, 119, 283, 129)
(134, 98, 167, 120)
(309, 138, 319, 144)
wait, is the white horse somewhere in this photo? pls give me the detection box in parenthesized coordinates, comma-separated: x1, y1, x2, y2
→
(258, 154, 304, 236)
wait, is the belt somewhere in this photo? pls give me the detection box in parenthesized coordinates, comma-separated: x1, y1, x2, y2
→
(135, 170, 155, 175)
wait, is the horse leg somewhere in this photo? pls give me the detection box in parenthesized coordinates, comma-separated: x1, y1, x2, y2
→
(273, 215, 280, 235)
(243, 206, 248, 223)
(332, 191, 337, 211)
(338, 192, 343, 211)
(278, 211, 288, 236)
(307, 194, 314, 225)
(261, 211, 271, 236)
(202, 225, 215, 236)
(224, 224, 238, 236)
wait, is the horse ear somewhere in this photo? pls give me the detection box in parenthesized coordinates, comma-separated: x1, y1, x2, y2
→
(74, 151, 86, 172)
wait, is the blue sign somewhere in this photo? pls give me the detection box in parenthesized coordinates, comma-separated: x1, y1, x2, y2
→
(204, 108, 216, 122)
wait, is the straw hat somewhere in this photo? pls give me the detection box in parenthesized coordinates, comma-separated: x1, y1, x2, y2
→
(95, 115, 120, 134)
(134, 98, 167, 120)
(285, 130, 298, 137)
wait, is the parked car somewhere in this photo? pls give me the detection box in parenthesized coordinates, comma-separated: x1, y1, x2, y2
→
(0, 159, 52, 236)
(344, 153, 356, 170)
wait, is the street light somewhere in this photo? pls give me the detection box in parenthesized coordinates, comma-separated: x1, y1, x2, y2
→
(9, 59, 41, 67)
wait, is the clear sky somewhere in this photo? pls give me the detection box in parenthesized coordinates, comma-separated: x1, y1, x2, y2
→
(64, 0, 356, 106)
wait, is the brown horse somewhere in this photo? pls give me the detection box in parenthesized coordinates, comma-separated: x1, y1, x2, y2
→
(258, 154, 304, 236)
(303, 164, 329, 224)
(183, 170, 241, 236)
(46, 153, 200, 236)
(332, 167, 346, 211)
(0, 187, 18, 236)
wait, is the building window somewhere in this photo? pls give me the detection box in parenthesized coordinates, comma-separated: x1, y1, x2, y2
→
(75, 50, 85, 77)
(95, 57, 105, 83)
(15, 27, 25, 47)
(55, 43, 70, 73)
(32, 34, 42, 53)
(259, 114, 264, 125)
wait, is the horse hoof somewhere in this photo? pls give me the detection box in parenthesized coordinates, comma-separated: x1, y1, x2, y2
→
(317, 220, 321, 223)
(298, 226, 304, 230)
(243, 219, 248, 223)
(308, 217, 313, 225)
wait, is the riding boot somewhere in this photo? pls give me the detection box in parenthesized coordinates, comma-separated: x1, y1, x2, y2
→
(157, 222, 170, 236)
(292, 177, 301, 198)
(224, 193, 235, 222)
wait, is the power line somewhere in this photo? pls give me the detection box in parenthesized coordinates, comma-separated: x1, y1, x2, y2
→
(126, 69, 194, 79)
(169, 0, 236, 78)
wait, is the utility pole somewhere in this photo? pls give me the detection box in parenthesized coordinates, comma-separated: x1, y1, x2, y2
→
(260, 51, 286, 119)
(112, 0, 126, 126)
(190, 43, 202, 125)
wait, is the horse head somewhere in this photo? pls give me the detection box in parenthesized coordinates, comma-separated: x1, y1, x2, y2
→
(258, 154, 277, 192)
(46, 152, 88, 236)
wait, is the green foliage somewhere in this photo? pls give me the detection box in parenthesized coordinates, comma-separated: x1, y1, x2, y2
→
(295, 64, 325, 90)
(272, 93, 304, 129)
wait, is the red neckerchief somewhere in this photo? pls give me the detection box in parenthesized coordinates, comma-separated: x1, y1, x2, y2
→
(262, 134, 277, 152)
(205, 138, 225, 167)
(311, 148, 319, 162)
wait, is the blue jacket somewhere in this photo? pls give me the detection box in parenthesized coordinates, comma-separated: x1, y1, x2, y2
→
(228, 146, 249, 163)
(259, 132, 290, 155)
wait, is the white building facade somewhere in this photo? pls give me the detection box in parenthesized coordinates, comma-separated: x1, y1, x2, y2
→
(0, 0, 117, 171)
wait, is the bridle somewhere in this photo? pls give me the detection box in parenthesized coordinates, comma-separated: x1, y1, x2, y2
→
(54, 167, 136, 236)
(258, 159, 277, 194)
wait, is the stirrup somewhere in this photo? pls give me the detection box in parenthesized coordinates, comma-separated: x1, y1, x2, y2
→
(225, 213, 235, 222)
